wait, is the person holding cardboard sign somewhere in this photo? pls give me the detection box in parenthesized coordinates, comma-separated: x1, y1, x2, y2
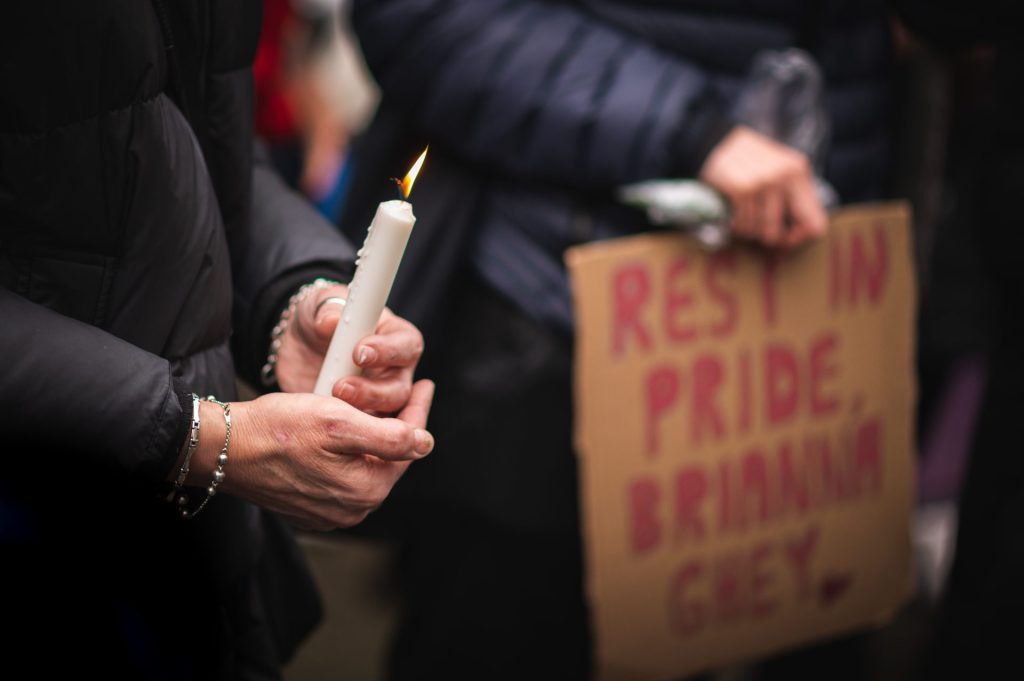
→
(340, 1, 892, 678)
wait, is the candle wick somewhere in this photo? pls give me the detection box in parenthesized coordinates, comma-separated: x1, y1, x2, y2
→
(391, 177, 406, 201)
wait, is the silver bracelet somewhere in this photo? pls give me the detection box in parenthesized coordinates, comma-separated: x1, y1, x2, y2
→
(260, 278, 342, 387)
(179, 396, 231, 520)
(166, 393, 200, 503)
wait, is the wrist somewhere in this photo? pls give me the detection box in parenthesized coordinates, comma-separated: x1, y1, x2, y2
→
(164, 394, 226, 514)
(174, 397, 233, 519)
(184, 399, 227, 484)
(211, 398, 272, 498)
(672, 95, 735, 178)
(261, 277, 342, 388)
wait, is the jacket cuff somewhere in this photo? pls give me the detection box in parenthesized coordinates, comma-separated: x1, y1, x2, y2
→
(162, 380, 195, 481)
(669, 91, 737, 178)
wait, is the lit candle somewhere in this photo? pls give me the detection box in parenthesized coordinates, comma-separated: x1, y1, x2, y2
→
(314, 148, 428, 396)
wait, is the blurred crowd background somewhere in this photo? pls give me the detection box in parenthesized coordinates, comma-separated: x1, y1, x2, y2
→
(252, 1, 1019, 679)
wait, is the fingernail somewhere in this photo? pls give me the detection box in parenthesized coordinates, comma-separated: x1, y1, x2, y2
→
(357, 346, 378, 366)
(414, 429, 434, 456)
(338, 383, 356, 402)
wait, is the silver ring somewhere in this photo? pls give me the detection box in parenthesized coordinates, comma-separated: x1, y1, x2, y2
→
(315, 296, 347, 318)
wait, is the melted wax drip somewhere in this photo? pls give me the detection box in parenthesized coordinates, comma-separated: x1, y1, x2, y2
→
(345, 222, 376, 325)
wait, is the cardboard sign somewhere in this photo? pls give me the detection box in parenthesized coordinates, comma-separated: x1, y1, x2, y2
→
(566, 203, 916, 681)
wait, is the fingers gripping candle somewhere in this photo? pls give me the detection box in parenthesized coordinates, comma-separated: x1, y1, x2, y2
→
(314, 148, 427, 396)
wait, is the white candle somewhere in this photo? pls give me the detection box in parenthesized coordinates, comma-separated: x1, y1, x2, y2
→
(314, 200, 416, 395)
(314, 148, 427, 396)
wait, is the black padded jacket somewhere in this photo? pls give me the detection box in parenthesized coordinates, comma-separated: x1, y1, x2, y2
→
(0, 1, 352, 674)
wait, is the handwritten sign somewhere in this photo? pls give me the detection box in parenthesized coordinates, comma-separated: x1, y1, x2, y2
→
(566, 203, 916, 681)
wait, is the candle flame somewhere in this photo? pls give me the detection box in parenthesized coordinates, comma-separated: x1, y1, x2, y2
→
(400, 147, 428, 199)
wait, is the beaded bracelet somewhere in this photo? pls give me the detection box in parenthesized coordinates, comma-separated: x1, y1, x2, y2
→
(166, 393, 200, 503)
(260, 278, 342, 387)
(178, 396, 231, 520)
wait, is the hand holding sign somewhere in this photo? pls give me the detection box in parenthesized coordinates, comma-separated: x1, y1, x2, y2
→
(699, 126, 828, 249)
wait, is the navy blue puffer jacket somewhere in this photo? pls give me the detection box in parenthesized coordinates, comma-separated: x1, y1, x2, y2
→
(344, 0, 892, 335)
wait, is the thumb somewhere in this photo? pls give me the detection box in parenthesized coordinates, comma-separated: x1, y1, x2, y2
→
(310, 292, 349, 340)
(398, 380, 436, 430)
(314, 308, 342, 341)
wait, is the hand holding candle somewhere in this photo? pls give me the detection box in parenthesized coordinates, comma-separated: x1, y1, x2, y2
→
(314, 148, 428, 396)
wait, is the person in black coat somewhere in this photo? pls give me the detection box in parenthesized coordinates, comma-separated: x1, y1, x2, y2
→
(894, 2, 1022, 678)
(0, 1, 435, 677)
(341, 1, 889, 679)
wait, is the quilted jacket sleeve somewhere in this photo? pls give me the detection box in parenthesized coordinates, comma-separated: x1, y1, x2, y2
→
(352, 0, 735, 190)
(0, 287, 189, 482)
(228, 140, 357, 387)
